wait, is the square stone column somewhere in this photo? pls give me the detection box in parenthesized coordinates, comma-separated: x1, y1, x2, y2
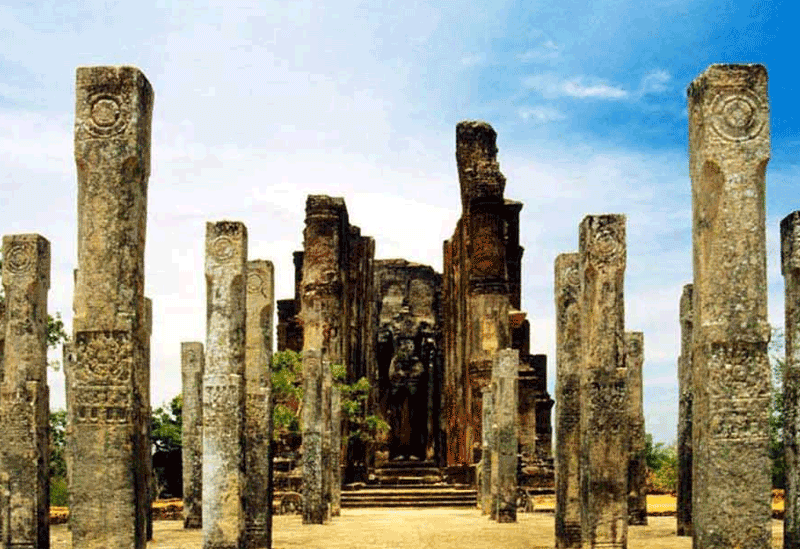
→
(70, 65, 152, 549)
(203, 221, 247, 549)
(0, 234, 50, 549)
(689, 64, 771, 549)
(782, 211, 800, 549)
(554, 252, 581, 548)
(676, 284, 693, 536)
(625, 332, 647, 526)
(480, 388, 493, 515)
(579, 214, 628, 549)
(181, 342, 204, 529)
(331, 387, 342, 517)
(491, 349, 518, 523)
(245, 259, 274, 548)
(302, 348, 326, 524)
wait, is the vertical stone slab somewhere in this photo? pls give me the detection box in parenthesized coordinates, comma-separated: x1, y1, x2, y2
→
(203, 221, 247, 549)
(676, 284, 693, 536)
(782, 212, 800, 549)
(70, 65, 152, 549)
(0, 234, 50, 549)
(181, 342, 204, 529)
(689, 64, 771, 549)
(245, 260, 274, 548)
(554, 252, 581, 548)
(625, 332, 647, 526)
(320, 358, 333, 522)
(579, 214, 628, 549)
(142, 297, 153, 542)
(302, 348, 326, 524)
(491, 349, 518, 523)
(480, 389, 493, 515)
(330, 388, 341, 517)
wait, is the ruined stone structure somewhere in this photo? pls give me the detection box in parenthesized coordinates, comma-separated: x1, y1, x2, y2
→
(331, 387, 342, 517)
(676, 284, 693, 537)
(480, 389, 493, 515)
(0, 234, 50, 549)
(302, 348, 326, 523)
(554, 252, 581, 549)
(203, 221, 247, 549)
(68, 65, 152, 549)
(276, 251, 304, 354)
(244, 260, 274, 548)
(625, 332, 647, 526)
(689, 64, 771, 549)
(181, 342, 204, 529)
(491, 349, 519, 523)
(579, 214, 628, 549)
(781, 212, 800, 548)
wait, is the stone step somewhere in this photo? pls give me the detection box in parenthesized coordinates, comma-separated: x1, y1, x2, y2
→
(344, 487, 475, 495)
(372, 467, 441, 476)
(341, 500, 477, 508)
(379, 459, 437, 469)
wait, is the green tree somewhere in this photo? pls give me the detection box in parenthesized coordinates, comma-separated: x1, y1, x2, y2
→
(151, 395, 183, 453)
(49, 410, 68, 506)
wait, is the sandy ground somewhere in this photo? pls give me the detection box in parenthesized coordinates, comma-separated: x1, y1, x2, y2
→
(49, 508, 786, 549)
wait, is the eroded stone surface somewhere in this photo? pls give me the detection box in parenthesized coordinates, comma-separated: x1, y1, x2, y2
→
(689, 64, 771, 549)
(676, 284, 693, 537)
(181, 342, 204, 529)
(491, 349, 518, 523)
(302, 348, 326, 524)
(480, 388, 493, 515)
(625, 332, 647, 526)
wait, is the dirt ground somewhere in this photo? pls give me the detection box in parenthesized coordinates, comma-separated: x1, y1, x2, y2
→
(49, 508, 785, 549)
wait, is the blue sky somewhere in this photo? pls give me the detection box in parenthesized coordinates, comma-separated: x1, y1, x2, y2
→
(0, 0, 796, 444)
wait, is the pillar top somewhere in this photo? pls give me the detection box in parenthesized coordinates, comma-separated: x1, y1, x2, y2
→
(456, 120, 505, 208)
(2, 234, 50, 288)
(781, 211, 800, 275)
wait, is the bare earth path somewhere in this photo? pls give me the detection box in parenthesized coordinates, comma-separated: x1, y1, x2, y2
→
(48, 509, 786, 549)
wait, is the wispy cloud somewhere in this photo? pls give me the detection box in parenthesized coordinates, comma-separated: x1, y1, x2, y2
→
(524, 74, 629, 100)
(460, 53, 486, 67)
(638, 69, 671, 96)
(518, 105, 565, 123)
(518, 40, 560, 63)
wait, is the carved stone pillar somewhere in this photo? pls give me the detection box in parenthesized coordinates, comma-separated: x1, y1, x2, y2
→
(490, 349, 518, 523)
(181, 342, 204, 529)
(676, 284, 693, 536)
(625, 332, 647, 526)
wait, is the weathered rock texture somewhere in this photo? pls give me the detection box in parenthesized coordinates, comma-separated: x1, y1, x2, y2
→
(330, 387, 342, 517)
(579, 214, 628, 549)
(302, 348, 326, 523)
(203, 221, 247, 549)
(69, 65, 153, 549)
(374, 259, 443, 462)
(245, 260, 274, 548)
(490, 349, 518, 523)
(143, 297, 153, 542)
(625, 332, 647, 526)
(480, 389, 493, 515)
(181, 342, 204, 529)
(276, 252, 304, 353)
(0, 234, 50, 549)
(689, 64, 771, 549)
(782, 212, 800, 549)
(676, 284, 693, 537)
(554, 252, 581, 549)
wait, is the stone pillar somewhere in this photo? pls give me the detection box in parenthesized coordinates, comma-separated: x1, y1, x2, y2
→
(480, 388, 493, 515)
(676, 284, 693, 537)
(203, 221, 247, 549)
(70, 65, 152, 549)
(142, 297, 153, 542)
(491, 349, 518, 523)
(625, 332, 647, 526)
(0, 234, 50, 549)
(245, 260, 274, 548)
(321, 358, 333, 522)
(782, 212, 800, 549)
(330, 387, 342, 517)
(689, 64, 771, 549)
(554, 252, 581, 548)
(302, 348, 326, 524)
(181, 342, 204, 529)
(579, 214, 628, 549)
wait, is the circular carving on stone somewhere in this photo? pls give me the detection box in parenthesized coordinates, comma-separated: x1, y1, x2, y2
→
(592, 227, 620, 262)
(4, 242, 33, 274)
(85, 93, 130, 137)
(210, 236, 235, 262)
(185, 349, 197, 364)
(565, 266, 580, 288)
(709, 89, 765, 142)
(247, 272, 264, 295)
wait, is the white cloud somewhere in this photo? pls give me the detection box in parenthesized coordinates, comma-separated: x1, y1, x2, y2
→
(638, 69, 671, 96)
(524, 74, 629, 100)
(518, 106, 565, 123)
(518, 40, 560, 63)
(460, 53, 486, 67)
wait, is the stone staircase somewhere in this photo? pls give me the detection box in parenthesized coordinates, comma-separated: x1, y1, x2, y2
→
(341, 460, 477, 508)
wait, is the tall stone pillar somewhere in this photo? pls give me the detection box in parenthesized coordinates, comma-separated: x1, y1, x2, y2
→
(625, 332, 647, 526)
(321, 358, 333, 522)
(203, 221, 247, 549)
(676, 284, 693, 536)
(331, 387, 342, 517)
(302, 348, 326, 524)
(491, 349, 518, 523)
(244, 260, 274, 548)
(689, 64, 771, 549)
(0, 234, 50, 549)
(181, 342, 204, 529)
(142, 297, 153, 542)
(554, 252, 581, 548)
(480, 388, 493, 515)
(70, 65, 152, 549)
(579, 214, 628, 549)
(782, 212, 800, 549)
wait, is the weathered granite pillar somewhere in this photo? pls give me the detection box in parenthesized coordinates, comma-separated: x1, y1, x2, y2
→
(782, 212, 800, 548)
(676, 284, 693, 537)
(689, 64, 771, 549)
(491, 349, 518, 523)
(302, 348, 326, 524)
(625, 332, 647, 526)
(321, 358, 333, 522)
(579, 214, 628, 549)
(181, 342, 204, 529)
(142, 297, 153, 542)
(203, 221, 247, 549)
(330, 387, 341, 517)
(70, 65, 152, 549)
(0, 234, 50, 549)
(245, 259, 274, 548)
(480, 388, 493, 515)
(554, 252, 581, 548)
